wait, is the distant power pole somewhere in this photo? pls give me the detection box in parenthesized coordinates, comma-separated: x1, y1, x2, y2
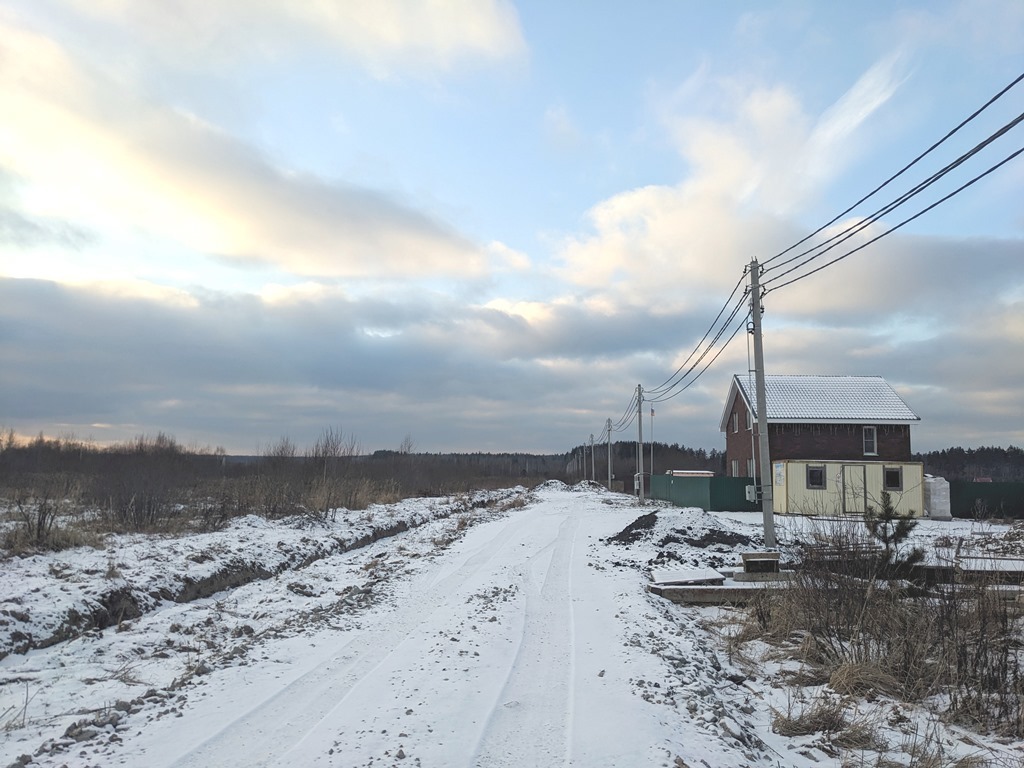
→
(637, 384, 645, 502)
(589, 433, 595, 482)
(748, 259, 777, 548)
(606, 418, 612, 490)
(650, 407, 655, 479)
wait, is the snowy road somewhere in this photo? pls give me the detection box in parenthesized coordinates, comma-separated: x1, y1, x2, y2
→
(119, 488, 680, 767)
(6, 484, 1022, 768)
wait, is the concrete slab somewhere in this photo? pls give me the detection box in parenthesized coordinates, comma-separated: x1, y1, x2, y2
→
(649, 568, 725, 586)
(649, 577, 790, 605)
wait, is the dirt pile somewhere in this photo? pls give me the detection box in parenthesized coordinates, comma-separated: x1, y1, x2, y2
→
(605, 511, 658, 544)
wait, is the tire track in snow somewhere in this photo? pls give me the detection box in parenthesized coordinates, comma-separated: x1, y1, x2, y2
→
(471, 510, 580, 767)
(158, 506, 542, 768)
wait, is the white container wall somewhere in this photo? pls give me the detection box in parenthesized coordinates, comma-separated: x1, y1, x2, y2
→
(773, 460, 924, 517)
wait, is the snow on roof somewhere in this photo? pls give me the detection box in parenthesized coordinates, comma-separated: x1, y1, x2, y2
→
(723, 374, 920, 427)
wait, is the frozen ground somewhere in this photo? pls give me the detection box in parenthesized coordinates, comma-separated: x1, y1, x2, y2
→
(1, 483, 1022, 767)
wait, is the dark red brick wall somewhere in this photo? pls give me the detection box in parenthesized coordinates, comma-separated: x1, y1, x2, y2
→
(724, 392, 755, 476)
(767, 423, 912, 462)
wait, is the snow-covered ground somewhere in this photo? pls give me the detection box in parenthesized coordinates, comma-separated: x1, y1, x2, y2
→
(1, 483, 1022, 767)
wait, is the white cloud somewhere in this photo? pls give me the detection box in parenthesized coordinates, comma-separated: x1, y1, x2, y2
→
(798, 52, 907, 195)
(486, 240, 532, 271)
(556, 181, 794, 310)
(556, 52, 911, 311)
(0, 20, 491, 280)
(61, 0, 527, 78)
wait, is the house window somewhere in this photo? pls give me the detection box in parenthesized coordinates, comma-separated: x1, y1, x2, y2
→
(731, 459, 740, 477)
(806, 465, 826, 490)
(745, 410, 752, 430)
(863, 426, 877, 456)
(732, 413, 739, 433)
(747, 458, 755, 477)
(884, 466, 903, 492)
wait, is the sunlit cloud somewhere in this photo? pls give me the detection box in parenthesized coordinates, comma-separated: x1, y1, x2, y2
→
(799, 51, 908, 194)
(61, 0, 527, 78)
(0, 21, 490, 281)
(557, 51, 920, 317)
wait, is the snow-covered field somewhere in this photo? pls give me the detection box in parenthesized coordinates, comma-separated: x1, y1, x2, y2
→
(2, 483, 1022, 767)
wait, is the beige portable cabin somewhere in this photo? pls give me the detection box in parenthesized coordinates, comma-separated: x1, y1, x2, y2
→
(772, 459, 924, 517)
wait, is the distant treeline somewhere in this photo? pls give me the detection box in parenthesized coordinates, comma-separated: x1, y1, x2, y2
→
(0, 431, 572, 494)
(565, 440, 726, 482)
(0, 430, 575, 544)
(914, 445, 1024, 482)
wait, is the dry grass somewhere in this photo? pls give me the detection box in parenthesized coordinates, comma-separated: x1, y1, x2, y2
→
(829, 662, 901, 698)
(732, 524, 1024, 743)
(1, 519, 104, 555)
(832, 717, 888, 752)
(772, 695, 847, 736)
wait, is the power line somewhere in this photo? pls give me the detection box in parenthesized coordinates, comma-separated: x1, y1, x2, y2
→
(646, 294, 750, 402)
(765, 142, 1024, 294)
(644, 273, 747, 395)
(761, 69, 1024, 269)
(646, 309, 750, 403)
(763, 108, 1024, 285)
(610, 389, 639, 432)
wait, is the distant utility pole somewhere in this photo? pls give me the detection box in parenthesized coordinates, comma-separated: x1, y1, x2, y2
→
(650, 407, 655, 479)
(748, 259, 777, 548)
(589, 433, 595, 482)
(606, 418, 612, 490)
(637, 384, 645, 502)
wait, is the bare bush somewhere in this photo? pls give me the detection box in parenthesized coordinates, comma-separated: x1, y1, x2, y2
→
(737, 525, 1024, 739)
(937, 577, 1024, 735)
(1, 474, 98, 553)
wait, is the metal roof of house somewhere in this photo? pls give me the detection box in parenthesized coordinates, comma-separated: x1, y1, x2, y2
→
(721, 375, 920, 429)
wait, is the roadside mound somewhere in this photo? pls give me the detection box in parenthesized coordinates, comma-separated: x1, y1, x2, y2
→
(0, 488, 527, 660)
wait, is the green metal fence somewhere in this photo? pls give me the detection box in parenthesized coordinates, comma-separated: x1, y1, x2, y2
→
(949, 481, 1024, 519)
(649, 474, 759, 511)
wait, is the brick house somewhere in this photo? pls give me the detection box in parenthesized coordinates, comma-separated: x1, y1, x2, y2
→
(719, 374, 924, 515)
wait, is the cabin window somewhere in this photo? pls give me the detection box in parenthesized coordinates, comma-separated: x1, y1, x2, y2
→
(732, 413, 739, 433)
(731, 459, 740, 477)
(863, 426, 878, 456)
(884, 466, 903, 492)
(747, 458, 755, 477)
(806, 465, 826, 490)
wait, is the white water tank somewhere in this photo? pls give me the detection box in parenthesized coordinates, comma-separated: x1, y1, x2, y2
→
(924, 475, 952, 520)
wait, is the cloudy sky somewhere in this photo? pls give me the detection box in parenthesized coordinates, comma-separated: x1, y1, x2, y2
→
(1, 0, 1022, 456)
